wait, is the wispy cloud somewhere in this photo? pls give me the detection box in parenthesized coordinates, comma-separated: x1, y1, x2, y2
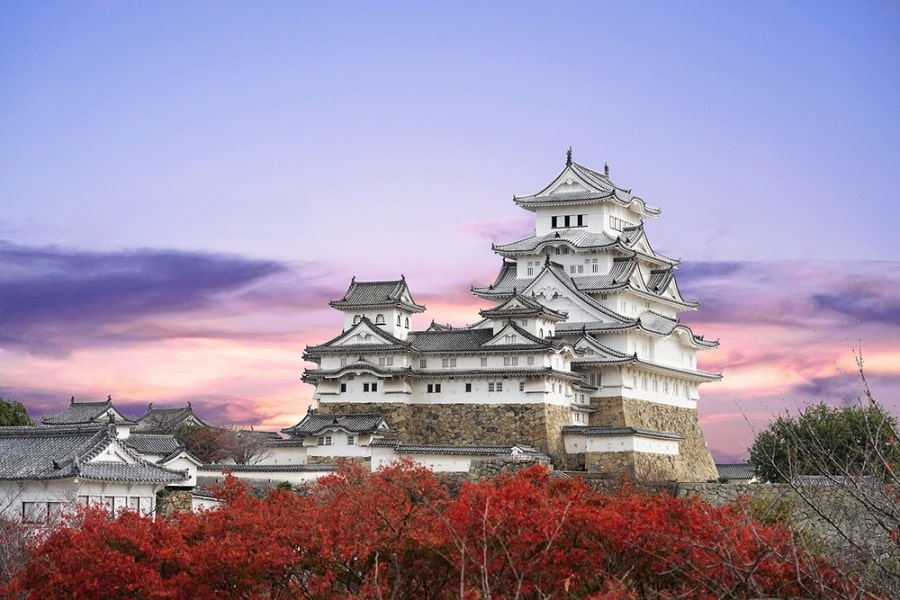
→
(455, 219, 533, 243)
(680, 260, 900, 460)
(3, 252, 898, 457)
(0, 241, 292, 355)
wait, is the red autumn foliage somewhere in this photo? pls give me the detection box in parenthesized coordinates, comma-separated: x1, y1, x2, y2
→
(6, 460, 875, 599)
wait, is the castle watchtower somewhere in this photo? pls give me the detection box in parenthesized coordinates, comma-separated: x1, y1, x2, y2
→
(329, 277, 425, 341)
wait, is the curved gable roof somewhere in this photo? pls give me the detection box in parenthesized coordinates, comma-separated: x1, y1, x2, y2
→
(329, 277, 425, 312)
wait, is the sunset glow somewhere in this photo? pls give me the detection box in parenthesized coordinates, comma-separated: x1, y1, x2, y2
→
(2, 2, 898, 460)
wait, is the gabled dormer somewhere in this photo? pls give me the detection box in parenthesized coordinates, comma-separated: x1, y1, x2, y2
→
(479, 292, 567, 337)
(481, 321, 551, 348)
(329, 276, 425, 340)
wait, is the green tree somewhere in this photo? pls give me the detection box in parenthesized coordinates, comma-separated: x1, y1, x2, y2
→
(0, 398, 32, 426)
(749, 401, 899, 483)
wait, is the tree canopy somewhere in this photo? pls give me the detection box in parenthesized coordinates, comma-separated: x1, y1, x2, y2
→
(749, 401, 900, 483)
(0, 398, 32, 426)
(6, 461, 868, 599)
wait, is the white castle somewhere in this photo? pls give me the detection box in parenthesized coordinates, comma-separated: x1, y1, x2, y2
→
(296, 151, 720, 481)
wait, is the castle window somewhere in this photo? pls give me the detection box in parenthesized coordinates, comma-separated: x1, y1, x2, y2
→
(318, 435, 332, 446)
(465, 383, 472, 392)
(488, 382, 494, 392)
(504, 334, 515, 343)
(427, 383, 442, 393)
(527, 356, 534, 366)
(375, 314, 385, 325)
(480, 357, 488, 366)
(496, 382, 503, 392)
(347, 436, 355, 446)
(404, 317, 409, 327)
(353, 315, 361, 324)
(521, 320, 527, 327)
(419, 359, 427, 368)
(577, 214, 585, 227)
(397, 315, 402, 325)
(442, 358, 456, 367)
(519, 382, 525, 392)
(363, 383, 378, 392)
(340, 383, 347, 393)
(340, 358, 347, 368)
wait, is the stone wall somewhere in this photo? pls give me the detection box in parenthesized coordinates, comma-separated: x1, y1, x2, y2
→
(467, 455, 551, 481)
(320, 395, 718, 480)
(675, 482, 889, 550)
(591, 396, 717, 482)
(156, 489, 192, 516)
(321, 401, 572, 466)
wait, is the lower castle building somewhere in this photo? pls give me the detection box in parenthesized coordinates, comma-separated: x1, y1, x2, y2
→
(295, 152, 721, 481)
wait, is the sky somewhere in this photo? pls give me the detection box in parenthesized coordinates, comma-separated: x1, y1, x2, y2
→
(1, 1, 898, 461)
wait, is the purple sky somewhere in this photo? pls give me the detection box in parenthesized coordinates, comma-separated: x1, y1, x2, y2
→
(2, 1, 898, 461)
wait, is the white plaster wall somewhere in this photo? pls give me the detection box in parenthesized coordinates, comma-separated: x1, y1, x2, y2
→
(0, 479, 162, 521)
(262, 444, 309, 465)
(200, 467, 333, 486)
(564, 434, 679, 455)
(160, 455, 198, 487)
(307, 431, 371, 459)
(370, 448, 471, 473)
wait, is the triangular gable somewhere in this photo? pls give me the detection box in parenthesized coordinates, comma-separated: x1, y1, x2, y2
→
(543, 168, 597, 196)
(87, 439, 137, 465)
(628, 231, 655, 257)
(481, 321, 547, 348)
(662, 276, 692, 304)
(630, 266, 648, 292)
(159, 449, 204, 467)
(532, 158, 615, 198)
(524, 264, 629, 325)
(326, 318, 407, 348)
(573, 336, 631, 360)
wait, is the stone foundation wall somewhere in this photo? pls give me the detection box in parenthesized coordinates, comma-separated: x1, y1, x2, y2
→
(156, 489, 192, 516)
(320, 395, 717, 479)
(321, 401, 571, 465)
(581, 450, 679, 481)
(467, 456, 551, 481)
(591, 396, 717, 482)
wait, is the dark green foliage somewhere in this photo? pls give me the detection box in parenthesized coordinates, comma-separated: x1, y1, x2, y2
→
(0, 398, 32, 426)
(749, 401, 900, 483)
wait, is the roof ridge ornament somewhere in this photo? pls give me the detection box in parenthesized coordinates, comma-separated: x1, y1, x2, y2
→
(604, 163, 610, 177)
(566, 147, 572, 166)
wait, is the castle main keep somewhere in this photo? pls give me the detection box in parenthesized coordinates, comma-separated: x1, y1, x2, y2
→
(300, 152, 720, 481)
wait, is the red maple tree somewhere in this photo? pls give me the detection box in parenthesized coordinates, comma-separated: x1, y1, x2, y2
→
(6, 461, 873, 599)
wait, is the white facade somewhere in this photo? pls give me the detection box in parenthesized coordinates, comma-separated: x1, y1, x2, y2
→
(299, 154, 720, 476)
